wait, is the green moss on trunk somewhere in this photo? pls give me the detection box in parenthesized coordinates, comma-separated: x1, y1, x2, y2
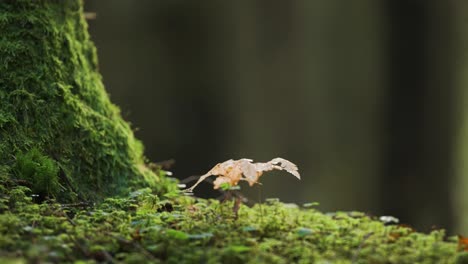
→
(0, 0, 175, 201)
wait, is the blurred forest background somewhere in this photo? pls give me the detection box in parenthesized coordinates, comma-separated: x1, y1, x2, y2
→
(85, 1, 468, 234)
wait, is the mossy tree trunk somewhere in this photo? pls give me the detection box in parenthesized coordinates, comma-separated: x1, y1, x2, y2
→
(0, 0, 173, 202)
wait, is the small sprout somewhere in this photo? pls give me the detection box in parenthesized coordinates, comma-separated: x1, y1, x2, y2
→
(219, 183, 241, 192)
(184, 158, 300, 192)
(220, 182, 232, 191)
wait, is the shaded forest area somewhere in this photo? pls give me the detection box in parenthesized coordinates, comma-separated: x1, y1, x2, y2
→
(85, 1, 468, 234)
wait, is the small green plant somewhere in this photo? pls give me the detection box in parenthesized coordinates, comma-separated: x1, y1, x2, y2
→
(185, 158, 300, 192)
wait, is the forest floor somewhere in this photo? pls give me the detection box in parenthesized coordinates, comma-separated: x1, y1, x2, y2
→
(1, 175, 467, 264)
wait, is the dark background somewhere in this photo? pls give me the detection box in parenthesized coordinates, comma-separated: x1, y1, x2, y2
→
(85, 0, 468, 234)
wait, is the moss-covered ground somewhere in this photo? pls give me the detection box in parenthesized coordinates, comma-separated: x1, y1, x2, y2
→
(1, 174, 467, 264)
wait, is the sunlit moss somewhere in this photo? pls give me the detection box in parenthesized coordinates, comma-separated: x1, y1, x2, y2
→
(0, 0, 176, 202)
(0, 178, 465, 263)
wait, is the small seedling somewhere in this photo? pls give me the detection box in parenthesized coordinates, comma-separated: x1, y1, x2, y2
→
(184, 158, 301, 193)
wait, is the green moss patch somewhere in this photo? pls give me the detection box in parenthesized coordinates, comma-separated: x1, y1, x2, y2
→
(0, 176, 465, 264)
(12, 148, 60, 198)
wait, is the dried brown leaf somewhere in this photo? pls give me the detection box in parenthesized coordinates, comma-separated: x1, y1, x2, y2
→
(270, 157, 301, 180)
(184, 157, 301, 192)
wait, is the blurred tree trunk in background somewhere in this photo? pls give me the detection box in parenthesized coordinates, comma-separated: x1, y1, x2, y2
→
(227, 1, 311, 203)
(86, 1, 234, 197)
(455, 0, 468, 235)
(380, 0, 458, 232)
(85, 0, 465, 233)
(228, 0, 385, 212)
(298, 0, 385, 212)
(148, 2, 234, 196)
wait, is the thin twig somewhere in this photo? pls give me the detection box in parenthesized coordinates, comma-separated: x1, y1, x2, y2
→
(181, 175, 252, 205)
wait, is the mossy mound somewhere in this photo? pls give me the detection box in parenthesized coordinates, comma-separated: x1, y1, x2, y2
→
(0, 176, 466, 264)
(0, 0, 175, 201)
